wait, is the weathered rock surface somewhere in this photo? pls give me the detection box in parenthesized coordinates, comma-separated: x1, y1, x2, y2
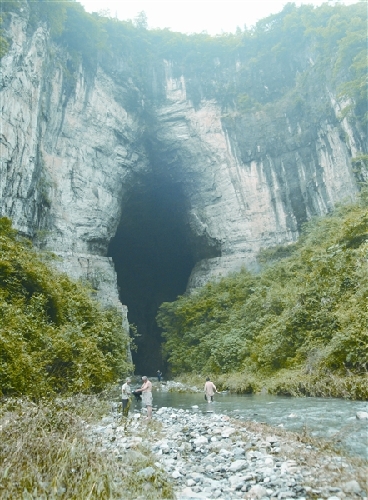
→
(1, 10, 149, 306)
(0, 10, 366, 302)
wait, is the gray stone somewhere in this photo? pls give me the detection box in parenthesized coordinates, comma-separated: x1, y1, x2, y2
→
(233, 447, 246, 456)
(221, 427, 236, 438)
(342, 480, 361, 493)
(245, 484, 268, 498)
(356, 411, 368, 420)
(172, 469, 183, 479)
(186, 479, 196, 487)
(193, 436, 208, 446)
(266, 436, 279, 444)
(228, 460, 248, 472)
(229, 476, 246, 488)
(137, 466, 156, 478)
(279, 491, 296, 498)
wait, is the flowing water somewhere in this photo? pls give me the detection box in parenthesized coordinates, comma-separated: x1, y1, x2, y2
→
(144, 389, 368, 459)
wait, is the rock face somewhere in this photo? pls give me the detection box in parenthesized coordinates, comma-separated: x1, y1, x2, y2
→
(0, 10, 366, 371)
(1, 12, 149, 306)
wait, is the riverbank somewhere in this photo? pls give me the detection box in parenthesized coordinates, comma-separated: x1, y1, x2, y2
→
(92, 402, 367, 499)
(0, 396, 174, 499)
(174, 371, 368, 400)
(1, 391, 367, 499)
(154, 382, 368, 459)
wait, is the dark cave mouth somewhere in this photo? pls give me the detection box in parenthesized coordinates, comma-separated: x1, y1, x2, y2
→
(107, 175, 221, 376)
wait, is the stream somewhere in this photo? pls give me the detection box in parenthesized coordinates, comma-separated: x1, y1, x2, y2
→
(143, 389, 368, 459)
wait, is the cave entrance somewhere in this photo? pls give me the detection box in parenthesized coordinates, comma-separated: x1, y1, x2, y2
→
(108, 173, 219, 376)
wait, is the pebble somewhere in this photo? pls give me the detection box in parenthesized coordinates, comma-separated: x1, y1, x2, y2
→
(87, 406, 367, 500)
(356, 411, 368, 420)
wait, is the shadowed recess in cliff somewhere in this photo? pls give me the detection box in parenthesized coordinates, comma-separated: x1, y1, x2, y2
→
(108, 174, 221, 375)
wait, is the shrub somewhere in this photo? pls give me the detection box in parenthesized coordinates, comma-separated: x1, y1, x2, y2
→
(158, 197, 368, 398)
(0, 218, 132, 397)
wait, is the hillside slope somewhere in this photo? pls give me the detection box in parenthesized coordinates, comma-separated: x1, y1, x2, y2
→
(158, 190, 368, 399)
(0, 218, 132, 397)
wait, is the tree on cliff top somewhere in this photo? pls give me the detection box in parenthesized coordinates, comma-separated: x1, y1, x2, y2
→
(1, 1, 366, 121)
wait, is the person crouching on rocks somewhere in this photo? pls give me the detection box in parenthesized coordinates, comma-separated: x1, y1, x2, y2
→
(136, 376, 153, 419)
(121, 377, 132, 417)
(204, 377, 217, 403)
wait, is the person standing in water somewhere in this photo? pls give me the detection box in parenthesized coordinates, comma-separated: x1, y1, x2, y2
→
(204, 377, 217, 403)
(136, 376, 153, 419)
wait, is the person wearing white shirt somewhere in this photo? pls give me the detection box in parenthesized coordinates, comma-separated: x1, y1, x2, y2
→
(121, 377, 132, 417)
(204, 377, 217, 403)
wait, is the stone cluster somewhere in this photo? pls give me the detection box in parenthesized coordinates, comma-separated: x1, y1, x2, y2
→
(87, 406, 366, 500)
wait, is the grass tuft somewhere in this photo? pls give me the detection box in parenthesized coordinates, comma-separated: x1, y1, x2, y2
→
(0, 396, 174, 499)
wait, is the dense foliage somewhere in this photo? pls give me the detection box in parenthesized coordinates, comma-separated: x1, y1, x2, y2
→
(157, 193, 368, 387)
(0, 218, 132, 397)
(150, 1, 367, 121)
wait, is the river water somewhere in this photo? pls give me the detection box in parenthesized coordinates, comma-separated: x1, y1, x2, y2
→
(146, 389, 368, 459)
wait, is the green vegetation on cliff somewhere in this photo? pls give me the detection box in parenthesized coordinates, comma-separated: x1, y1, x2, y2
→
(0, 218, 132, 397)
(157, 192, 368, 399)
(151, 1, 367, 121)
(1, 1, 366, 122)
(1, 1, 367, 399)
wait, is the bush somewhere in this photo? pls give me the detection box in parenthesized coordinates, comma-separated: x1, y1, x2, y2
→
(158, 196, 368, 398)
(0, 218, 132, 397)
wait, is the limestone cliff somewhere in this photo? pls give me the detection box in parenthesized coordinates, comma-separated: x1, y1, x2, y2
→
(1, 10, 148, 306)
(1, 5, 366, 372)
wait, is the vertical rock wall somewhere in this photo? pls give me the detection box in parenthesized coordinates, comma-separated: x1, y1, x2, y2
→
(0, 11, 365, 303)
(0, 12, 148, 305)
(149, 62, 363, 288)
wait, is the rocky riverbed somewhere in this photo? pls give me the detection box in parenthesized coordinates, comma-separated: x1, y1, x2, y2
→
(86, 402, 367, 500)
